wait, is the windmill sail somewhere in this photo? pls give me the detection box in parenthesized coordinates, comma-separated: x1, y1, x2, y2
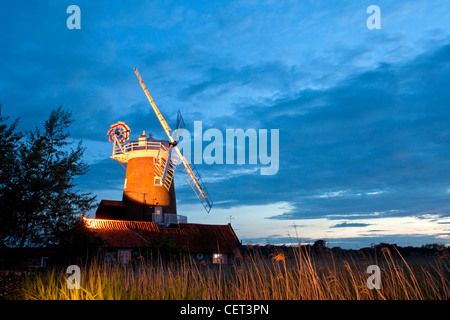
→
(134, 67, 213, 213)
(171, 109, 186, 145)
(176, 110, 185, 132)
(184, 161, 213, 212)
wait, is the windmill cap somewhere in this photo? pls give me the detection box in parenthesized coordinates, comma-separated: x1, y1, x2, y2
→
(138, 132, 155, 139)
(135, 131, 170, 146)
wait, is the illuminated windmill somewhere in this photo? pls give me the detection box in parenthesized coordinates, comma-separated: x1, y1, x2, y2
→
(100, 68, 213, 224)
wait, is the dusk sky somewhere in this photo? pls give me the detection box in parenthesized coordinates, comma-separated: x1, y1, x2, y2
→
(1, 1, 450, 249)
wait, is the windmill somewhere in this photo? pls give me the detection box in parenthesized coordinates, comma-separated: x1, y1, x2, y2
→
(103, 68, 212, 224)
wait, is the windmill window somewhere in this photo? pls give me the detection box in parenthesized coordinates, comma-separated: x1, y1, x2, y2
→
(118, 250, 131, 263)
(212, 253, 226, 264)
(154, 177, 162, 186)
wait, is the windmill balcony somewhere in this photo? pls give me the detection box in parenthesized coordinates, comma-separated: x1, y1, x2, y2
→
(111, 140, 170, 163)
(119, 141, 168, 154)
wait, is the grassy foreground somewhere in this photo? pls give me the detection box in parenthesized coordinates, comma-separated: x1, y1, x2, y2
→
(13, 245, 450, 300)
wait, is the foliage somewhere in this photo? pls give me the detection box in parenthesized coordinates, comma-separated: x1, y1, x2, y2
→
(422, 243, 447, 250)
(56, 217, 103, 264)
(138, 234, 189, 261)
(0, 106, 96, 248)
(0, 105, 23, 247)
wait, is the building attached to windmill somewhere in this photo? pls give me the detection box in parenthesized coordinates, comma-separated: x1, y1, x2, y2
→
(83, 68, 240, 264)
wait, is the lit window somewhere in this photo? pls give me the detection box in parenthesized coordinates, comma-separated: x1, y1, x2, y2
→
(212, 253, 227, 264)
(154, 177, 162, 186)
(118, 250, 131, 263)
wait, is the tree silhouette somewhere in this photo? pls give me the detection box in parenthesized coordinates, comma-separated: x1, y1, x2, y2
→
(0, 105, 22, 245)
(0, 106, 96, 248)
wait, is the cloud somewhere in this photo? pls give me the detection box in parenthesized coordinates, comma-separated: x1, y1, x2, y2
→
(330, 222, 371, 228)
(184, 41, 450, 223)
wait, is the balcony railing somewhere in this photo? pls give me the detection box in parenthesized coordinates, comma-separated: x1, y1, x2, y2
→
(113, 141, 168, 156)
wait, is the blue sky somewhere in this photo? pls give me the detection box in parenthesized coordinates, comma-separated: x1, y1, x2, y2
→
(1, 1, 450, 248)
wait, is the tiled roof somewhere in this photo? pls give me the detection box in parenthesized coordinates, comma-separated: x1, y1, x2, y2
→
(83, 218, 240, 253)
(84, 218, 159, 231)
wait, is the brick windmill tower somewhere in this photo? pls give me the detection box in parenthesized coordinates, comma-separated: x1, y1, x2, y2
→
(95, 68, 213, 225)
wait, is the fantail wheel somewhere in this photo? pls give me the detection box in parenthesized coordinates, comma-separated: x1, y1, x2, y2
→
(107, 121, 130, 145)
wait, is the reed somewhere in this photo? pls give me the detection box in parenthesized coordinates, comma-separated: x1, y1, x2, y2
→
(14, 246, 449, 300)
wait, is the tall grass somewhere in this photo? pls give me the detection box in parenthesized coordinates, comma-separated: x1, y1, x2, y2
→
(14, 245, 450, 300)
